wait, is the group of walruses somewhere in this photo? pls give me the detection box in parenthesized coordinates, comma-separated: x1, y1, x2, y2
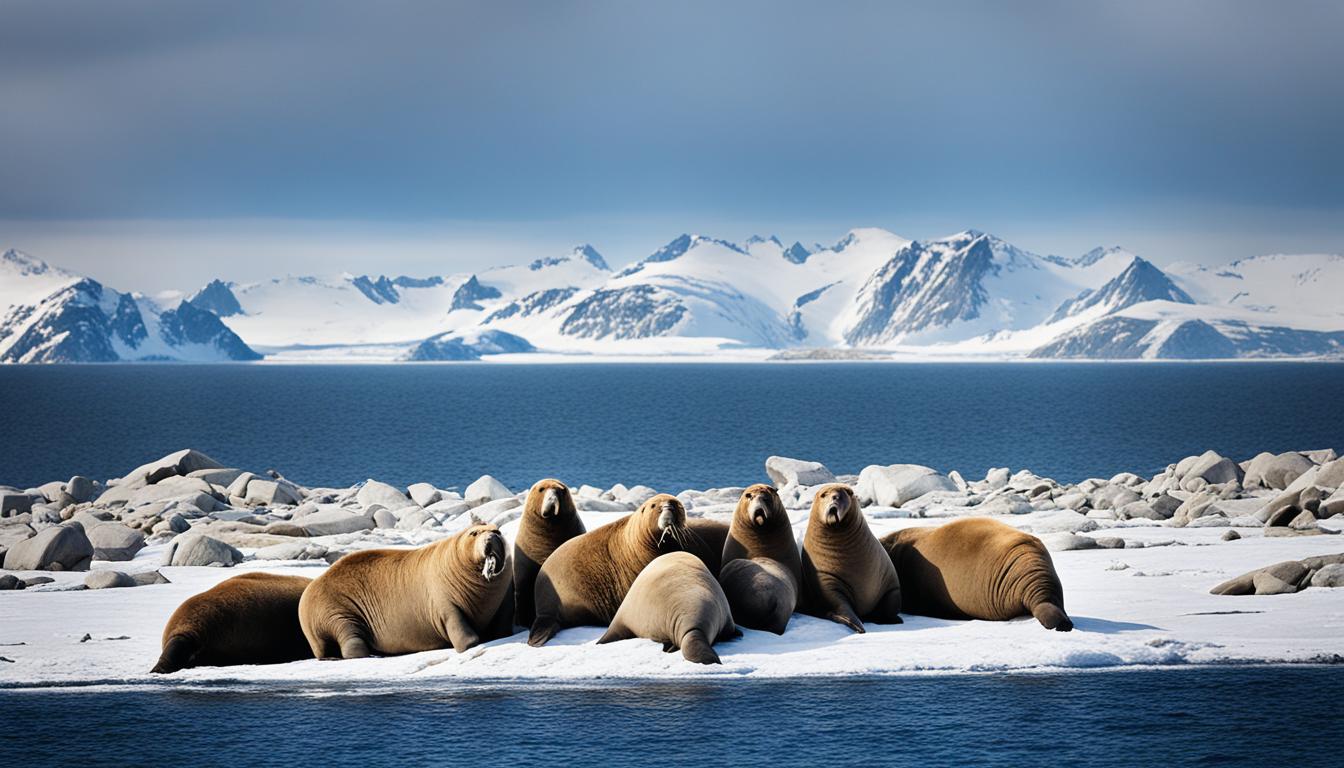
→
(151, 479, 1072, 673)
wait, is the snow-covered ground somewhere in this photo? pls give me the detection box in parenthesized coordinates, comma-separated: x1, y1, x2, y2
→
(4, 513, 1341, 692)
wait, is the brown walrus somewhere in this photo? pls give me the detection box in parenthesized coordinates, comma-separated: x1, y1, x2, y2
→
(598, 552, 740, 664)
(514, 479, 586, 627)
(880, 518, 1073, 631)
(299, 522, 513, 658)
(528, 493, 691, 646)
(718, 484, 802, 634)
(800, 483, 902, 632)
(151, 572, 313, 673)
(684, 517, 731, 576)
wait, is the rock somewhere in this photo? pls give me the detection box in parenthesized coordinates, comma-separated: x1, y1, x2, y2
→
(118, 449, 225, 489)
(121, 476, 217, 508)
(764, 456, 836, 488)
(421, 499, 471, 518)
(575, 497, 633, 512)
(226, 472, 257, 499)
(1321, 488, 1344, 518)
(187, 467, 249, 487)
(2, 524, 93, 571)
(0, 492, 33, 517)
(407, 482, 442, 508)
(618, 485, 658, 507)
(1253, 561, 1310, 594)
(86, 523, 146, 561)
(463, 475, 512, 505)
(1091, 484, 1142, 511)
(0, 522, 36, 558)
(948, 470, 968, 492)
(244, 478, 302, 507)
(1041, 532, 1098, 552)
(22, 575, 54, 587)
(0, 574, 22, 590)
(1222, 530, 1241, 541)
(1094, 537, 1126, 549)
(372, 507, 399, 528)
(164, 533, 243, 567)
(1117, 500, 1163, 521)
(1180, 450, 1243, 490)
(984, 467, 1010, 489)
(1302, 448, 1339, 465)
(977, 495, 1033, 516)
(1026, 510, 1098, 534)
(131, 570, 169, 586)
(1055, 492, 1088, 511)
(395, 509, 438, 530)
(1171, 491, 1218, 527)
(1264, 525, 1336, 537)
(472, 496, 522, 525)
(357, 479, 415, 510)
(66, 475, 95, 503)
(254, 541, 329, 561)
(299, 509, 376, 537)
(84, 571, 136, 589)
(1316, 458, 1344, 491)
(1187, 516, 1230, 528)
(857, 464, 958, 507)
(1246, 452, 1314, 490)
(156, 513, 191, 534)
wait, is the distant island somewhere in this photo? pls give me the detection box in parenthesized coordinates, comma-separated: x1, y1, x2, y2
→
(3, 230, 1341, 363)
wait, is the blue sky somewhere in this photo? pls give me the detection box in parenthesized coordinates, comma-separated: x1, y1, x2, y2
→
(2, 1, 1341, 290)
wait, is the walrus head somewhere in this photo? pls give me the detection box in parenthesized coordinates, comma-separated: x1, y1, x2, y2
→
(462, 523, 508, 581)
(736, 484, 787, 529)
(525, 478, 576, 522)
(812, 484, 857, 528)
(637, 493, 689, 551)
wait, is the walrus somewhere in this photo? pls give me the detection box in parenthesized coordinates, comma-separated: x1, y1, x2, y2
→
(299, 522, 513, 658)
(684, 517, 731, 576)
(718, 484, 802, 634)
(598, 552, 740, 664)
(528, 493, 692, 646)
(880, 518, 1073, 631)
(151, 572, 313, 674)
(800, 483, 902, 632)
(514, 479, 587, 627)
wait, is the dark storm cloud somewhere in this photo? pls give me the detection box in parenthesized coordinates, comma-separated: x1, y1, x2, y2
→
(1, 0, 1342, 225)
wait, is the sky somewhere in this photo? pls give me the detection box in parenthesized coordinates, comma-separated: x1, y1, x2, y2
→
(2, 0, 1342, 291)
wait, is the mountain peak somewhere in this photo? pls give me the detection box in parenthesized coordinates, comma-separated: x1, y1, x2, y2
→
(529, 244, 610, 272)
(1076, 246, 1132, 267)
(782, 241, 813, 264)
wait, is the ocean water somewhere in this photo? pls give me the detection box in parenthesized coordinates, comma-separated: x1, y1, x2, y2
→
(1, 362, 1341, 491)
(4, 668, 1342, 767)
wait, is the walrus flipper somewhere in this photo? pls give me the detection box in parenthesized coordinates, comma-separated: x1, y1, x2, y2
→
(1032, 602, 1073, 632)
(596, 621, 633, 645)
(871, 586, 904, 625)
(680, 629, 721, 665)
(442, 605, 483, 653)
(815, 575, 866, 633)
(528, 616, 561, 647)
(150, 634, 198, 674)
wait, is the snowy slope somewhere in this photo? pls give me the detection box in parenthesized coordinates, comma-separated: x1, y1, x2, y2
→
(0, 249, 80, 312)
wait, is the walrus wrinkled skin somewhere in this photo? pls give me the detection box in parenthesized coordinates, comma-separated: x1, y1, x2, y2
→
(800, 484, 902, 632)
(299, 523, 513, 658)
(718, 484, 802, 634)
(528, 493, 691, 646)
(151, 572, 313, 674)
(598, 552, 740, 664)
(514, 479, 586, 627)
(880, 518, 1073, 631)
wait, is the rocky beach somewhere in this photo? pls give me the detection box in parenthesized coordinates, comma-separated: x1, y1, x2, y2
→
(2, 446, 1343, 687)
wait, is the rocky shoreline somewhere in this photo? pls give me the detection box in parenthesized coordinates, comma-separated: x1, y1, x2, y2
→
(2, 447, 1342, 592)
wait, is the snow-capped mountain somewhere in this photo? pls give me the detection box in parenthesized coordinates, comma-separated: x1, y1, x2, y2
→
(0, 257, 259, 363)
(4, 232, 1341, 362)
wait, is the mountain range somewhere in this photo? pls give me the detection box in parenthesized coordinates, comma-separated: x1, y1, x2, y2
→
(2, 229, 1341, 362)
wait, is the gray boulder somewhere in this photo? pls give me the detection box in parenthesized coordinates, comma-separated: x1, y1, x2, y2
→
(0, 574, 22, 590)
(1091, 484, 1141, 511)
(1, 492, 33, 517)
(1181, 450, 1243, 490)
(473, 496, 522, 525)
(1041, 532, 1098, 552)
(1117, 500, 1163, 521)
(119, 448, 225, 488)
(164, 533, 243, 567)
(857, 464, 958, 507)
(1171, 491, 1219, 527)
(84, 570, 136, 589)
(226, 472, 257, 499)
(1316, 459, 1344, 491)
(66, 475, 95, 503)
(395, 509, 438, 530)
(244, 479, 302, 507)
(463, 475, 513, 505)
(1210, 560, 1308, 595)
(357, 479, 415, 510)
(984, 467, 1010, 489)
(617, 485, 658, 507)
(299, 509, 376, 537)
(1246, 452, 1314, 490)
(1222, 529, 1241, 541)
(187, 467, 249, 487)
(765, 456, 836, 488)
(372, 507, 399, 529)
(87, 523, 146, 561)
(254, 541, 329, 561)
(407, 482, 443, 508)
(3, 524, 93, 570)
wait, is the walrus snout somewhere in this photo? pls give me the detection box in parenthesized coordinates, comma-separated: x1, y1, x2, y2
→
(657, 501, 680, 530)
(823, 490, 850, 525)
(749, 499, 772, 527)
(479, 531, 506, 580)
(540, 488, 561, 519)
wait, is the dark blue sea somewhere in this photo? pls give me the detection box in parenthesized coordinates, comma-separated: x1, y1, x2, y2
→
(2, 362, 1342, 490)
(4, 668, 1343, 767)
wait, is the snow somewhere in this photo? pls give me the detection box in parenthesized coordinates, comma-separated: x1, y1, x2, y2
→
(3, 511, 1342, 691)
(0, 249, 78, 312)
